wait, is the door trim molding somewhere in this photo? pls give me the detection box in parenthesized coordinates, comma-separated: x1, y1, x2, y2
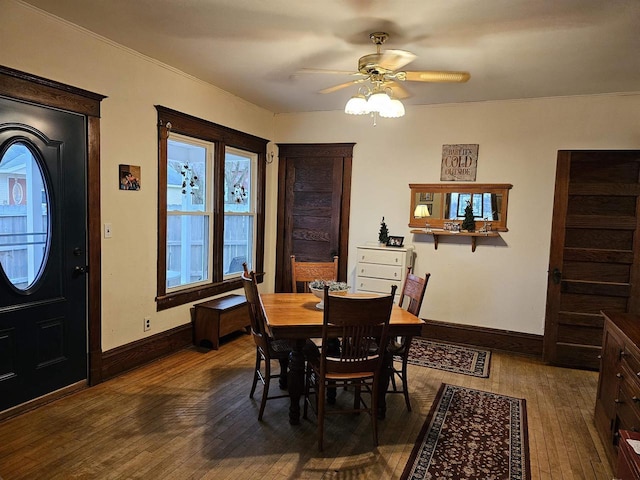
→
(0, 65, 106, 385)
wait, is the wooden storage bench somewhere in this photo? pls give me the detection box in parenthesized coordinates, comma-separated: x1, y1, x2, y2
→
(193, 294, 250, 350)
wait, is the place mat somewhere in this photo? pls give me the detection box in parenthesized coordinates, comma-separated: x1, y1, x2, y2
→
(398, 338, 491, 378)
(401, 383, 530, 480)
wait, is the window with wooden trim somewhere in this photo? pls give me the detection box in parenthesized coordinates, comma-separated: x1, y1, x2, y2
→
(156, 106, 267, 311)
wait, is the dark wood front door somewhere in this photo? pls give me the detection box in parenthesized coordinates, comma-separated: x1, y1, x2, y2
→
(274, 143, 353, 292)
(0, 96, 89, 410)
(543, 150, 640, 369)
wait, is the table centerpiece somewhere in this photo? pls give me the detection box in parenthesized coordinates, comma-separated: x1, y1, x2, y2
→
(308, 280, 350, 310)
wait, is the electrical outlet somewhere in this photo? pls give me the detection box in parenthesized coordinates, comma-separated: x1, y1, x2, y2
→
(104, 223, 112, 238)
(144, 317, 151, 332)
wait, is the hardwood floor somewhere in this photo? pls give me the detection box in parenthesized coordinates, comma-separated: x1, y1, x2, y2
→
(0, 333, 614, 479)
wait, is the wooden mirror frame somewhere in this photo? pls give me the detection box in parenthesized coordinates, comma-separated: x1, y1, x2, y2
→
(409, 183, 513, 231)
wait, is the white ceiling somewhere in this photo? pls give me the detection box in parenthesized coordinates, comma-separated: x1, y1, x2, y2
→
(21, 0, 640, 114)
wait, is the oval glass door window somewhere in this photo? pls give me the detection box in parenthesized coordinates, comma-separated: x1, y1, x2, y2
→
(0, 142, 50, 291)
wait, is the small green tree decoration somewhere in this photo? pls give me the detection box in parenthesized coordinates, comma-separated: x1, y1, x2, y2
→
(378, 216, 389, 244)
(462, 201, 476, 232)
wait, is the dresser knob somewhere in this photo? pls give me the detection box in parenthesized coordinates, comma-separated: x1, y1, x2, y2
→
(615, 398, 622, 404)
(617, 373, 623, 378)
(637, 372, 640, 377)
(633, 396, 640, 403)
(621, 350, 627, 357)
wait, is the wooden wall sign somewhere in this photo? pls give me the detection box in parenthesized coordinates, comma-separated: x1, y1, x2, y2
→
(440, 144, 478, 181)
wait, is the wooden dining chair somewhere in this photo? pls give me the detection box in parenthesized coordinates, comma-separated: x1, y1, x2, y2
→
(290, 255, 338, 293)
(388, 267, 430, 411)
(303, 284, 397, 451)
(241, 265, 291, 421)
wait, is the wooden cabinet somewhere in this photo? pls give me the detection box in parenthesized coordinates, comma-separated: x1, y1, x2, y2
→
(355, 245, 414, 301)
(595, 312, 640, 468)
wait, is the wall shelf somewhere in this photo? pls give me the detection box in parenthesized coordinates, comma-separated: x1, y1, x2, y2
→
(410, 229, 500, 252)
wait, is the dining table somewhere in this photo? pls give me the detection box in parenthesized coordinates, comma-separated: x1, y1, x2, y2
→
(260, 292, 425, 425)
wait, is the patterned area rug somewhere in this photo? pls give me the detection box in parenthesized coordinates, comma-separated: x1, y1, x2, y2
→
(399, 338, 491, 377)
(401, 383, 530, 480)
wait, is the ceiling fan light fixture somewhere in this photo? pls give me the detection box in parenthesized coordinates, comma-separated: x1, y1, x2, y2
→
(367, 91, 392, 113)
(344, 94, 369, 115)
(379, 98, 405, 118)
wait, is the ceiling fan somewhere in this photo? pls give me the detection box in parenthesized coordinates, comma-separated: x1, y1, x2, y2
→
(299, 32, 471, 100)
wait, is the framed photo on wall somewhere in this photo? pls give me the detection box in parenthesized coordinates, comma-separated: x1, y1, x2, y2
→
(119, 164, 141, 191)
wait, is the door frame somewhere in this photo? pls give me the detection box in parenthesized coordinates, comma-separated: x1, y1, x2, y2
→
(274, 143, 353, 292)
(0, 66, 105, 387)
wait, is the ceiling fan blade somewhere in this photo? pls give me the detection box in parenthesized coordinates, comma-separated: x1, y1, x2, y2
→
(383, 81, 411, 100)
(319, 79, 365, 94)
(296, 68, 363, 76)
(377, 50, 416, 72)
(403, 71, 471, 83)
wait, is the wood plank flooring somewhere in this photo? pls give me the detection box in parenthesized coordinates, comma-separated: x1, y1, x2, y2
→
(0, 333, 614, 479)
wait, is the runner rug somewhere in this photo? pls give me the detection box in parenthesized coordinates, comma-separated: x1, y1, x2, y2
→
(400, 338, 491, 378)
(401, 383, 530, 480)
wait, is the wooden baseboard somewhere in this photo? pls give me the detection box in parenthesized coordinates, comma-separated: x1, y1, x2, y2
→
(99, 319, 542, 383)
(101, 324, 193, 381)
(421, 319, 543, 357)
(0, 380, 87, 422)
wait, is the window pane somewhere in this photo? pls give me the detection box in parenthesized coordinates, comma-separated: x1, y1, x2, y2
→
(0, 142, 50, 290)
(225, 150, 252, 213)
(224, 215, 253, 275)
(167, 139, 207, 212)
(166, 215, 209, 289)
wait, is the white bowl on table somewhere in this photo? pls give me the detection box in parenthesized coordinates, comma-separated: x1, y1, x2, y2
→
(309, 286, 349, 310)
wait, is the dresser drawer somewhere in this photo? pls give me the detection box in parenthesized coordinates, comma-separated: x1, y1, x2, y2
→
(619, 374, 640, 422)
(357, 263, 404, 281)
(617, 430, 640, 480)
(357, 248, 406, 266)
(356, 276, 402, 294)
(617, 392, 640, 435)
(623, 347, 640, 380)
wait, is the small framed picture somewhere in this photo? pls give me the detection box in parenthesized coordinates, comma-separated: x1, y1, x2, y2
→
(119, 164, 141, 191)
(386, 236, 404, 247)
(419, 192, 433, 202)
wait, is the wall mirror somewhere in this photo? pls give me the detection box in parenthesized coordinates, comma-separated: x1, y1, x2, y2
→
(409, 183, 512, 231)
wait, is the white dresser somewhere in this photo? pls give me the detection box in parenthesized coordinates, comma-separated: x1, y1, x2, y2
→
(355, 245, 414, 300)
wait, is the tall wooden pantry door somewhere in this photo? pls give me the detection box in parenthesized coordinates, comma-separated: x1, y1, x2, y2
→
(274, 143, 353, 292)
(543, 150, 640, 369)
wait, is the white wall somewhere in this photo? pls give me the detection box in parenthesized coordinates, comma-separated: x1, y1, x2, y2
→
(4, 1, 640, 350)
(273, 95, 640, 335)
(2, 1, 274, 350)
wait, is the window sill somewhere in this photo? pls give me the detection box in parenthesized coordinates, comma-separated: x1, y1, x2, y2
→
(156, 273, 263, 311)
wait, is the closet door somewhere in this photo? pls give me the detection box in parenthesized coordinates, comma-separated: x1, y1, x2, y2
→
(543, 150, 640, 369)
(274, 143, 353, 292)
